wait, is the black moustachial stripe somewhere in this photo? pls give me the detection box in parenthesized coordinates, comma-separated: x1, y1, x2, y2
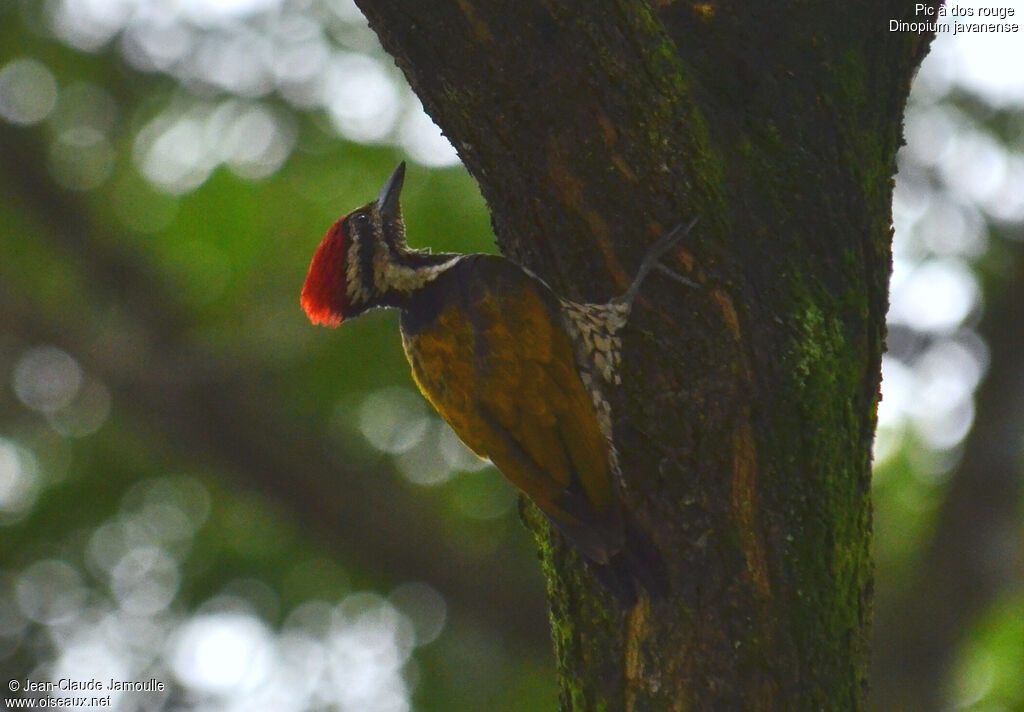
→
(351, 212, 377, 297)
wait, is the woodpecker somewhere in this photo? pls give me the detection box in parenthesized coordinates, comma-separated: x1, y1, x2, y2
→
(302, 162, 693, 603)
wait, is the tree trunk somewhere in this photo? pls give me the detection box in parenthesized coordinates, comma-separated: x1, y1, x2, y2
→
(354, 2, 937, 709)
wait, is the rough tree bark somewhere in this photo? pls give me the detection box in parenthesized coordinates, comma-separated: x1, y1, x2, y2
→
(354, 2, 937, 710)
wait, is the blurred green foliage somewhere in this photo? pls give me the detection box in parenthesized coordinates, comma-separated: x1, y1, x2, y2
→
(0, 2, 558, 709)
(1, 2, 1023, 711)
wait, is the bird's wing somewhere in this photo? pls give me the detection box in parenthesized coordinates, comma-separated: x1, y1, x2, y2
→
(402, 259, 615, 530)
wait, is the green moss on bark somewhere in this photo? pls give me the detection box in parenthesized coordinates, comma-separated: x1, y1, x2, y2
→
(356, 0, 932, 708)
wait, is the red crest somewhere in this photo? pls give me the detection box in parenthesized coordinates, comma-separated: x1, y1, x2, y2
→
(301, 218, 349, 327)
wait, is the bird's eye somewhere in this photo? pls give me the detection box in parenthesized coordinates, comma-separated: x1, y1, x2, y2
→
(353, 213, 370, 226)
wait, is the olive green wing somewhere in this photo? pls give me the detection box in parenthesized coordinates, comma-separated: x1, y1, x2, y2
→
(401, 258, 620, 560)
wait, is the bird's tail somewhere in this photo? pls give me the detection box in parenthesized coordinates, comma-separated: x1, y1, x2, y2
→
(541, 500, 670, 605)
(589, 518, 670, 605)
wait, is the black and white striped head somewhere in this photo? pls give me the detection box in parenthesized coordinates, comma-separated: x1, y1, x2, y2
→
(301, 162, 411, 326)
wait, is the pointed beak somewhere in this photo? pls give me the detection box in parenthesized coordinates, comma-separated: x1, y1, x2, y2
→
(377, 161, 406, 220)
